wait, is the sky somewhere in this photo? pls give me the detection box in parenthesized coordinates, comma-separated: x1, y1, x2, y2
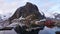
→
(0, 0, 60, 19)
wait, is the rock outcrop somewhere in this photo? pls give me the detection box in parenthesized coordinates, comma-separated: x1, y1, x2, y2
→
(8, 2, 46, 24)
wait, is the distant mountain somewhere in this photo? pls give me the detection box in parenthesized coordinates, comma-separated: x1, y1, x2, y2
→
(0, 14, 3, 22)
(53, 13, 60, 19)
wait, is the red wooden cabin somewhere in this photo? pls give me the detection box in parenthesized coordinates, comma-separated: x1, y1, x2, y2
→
(45, 20, 55, 28)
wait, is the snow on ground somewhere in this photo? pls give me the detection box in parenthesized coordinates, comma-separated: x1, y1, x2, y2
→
(0, 23, 18, 34)
(0, 19, 60, 34)
(0, 19, 24, 34)
(0, 29, 17, 34)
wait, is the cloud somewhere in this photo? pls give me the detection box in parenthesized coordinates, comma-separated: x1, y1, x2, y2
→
(0, 0, 29, 19)
(0, 0, 28, 15)
(0, 0, 60, 18)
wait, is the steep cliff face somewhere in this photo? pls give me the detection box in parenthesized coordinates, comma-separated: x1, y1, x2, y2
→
(8, 2, 46, 24)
